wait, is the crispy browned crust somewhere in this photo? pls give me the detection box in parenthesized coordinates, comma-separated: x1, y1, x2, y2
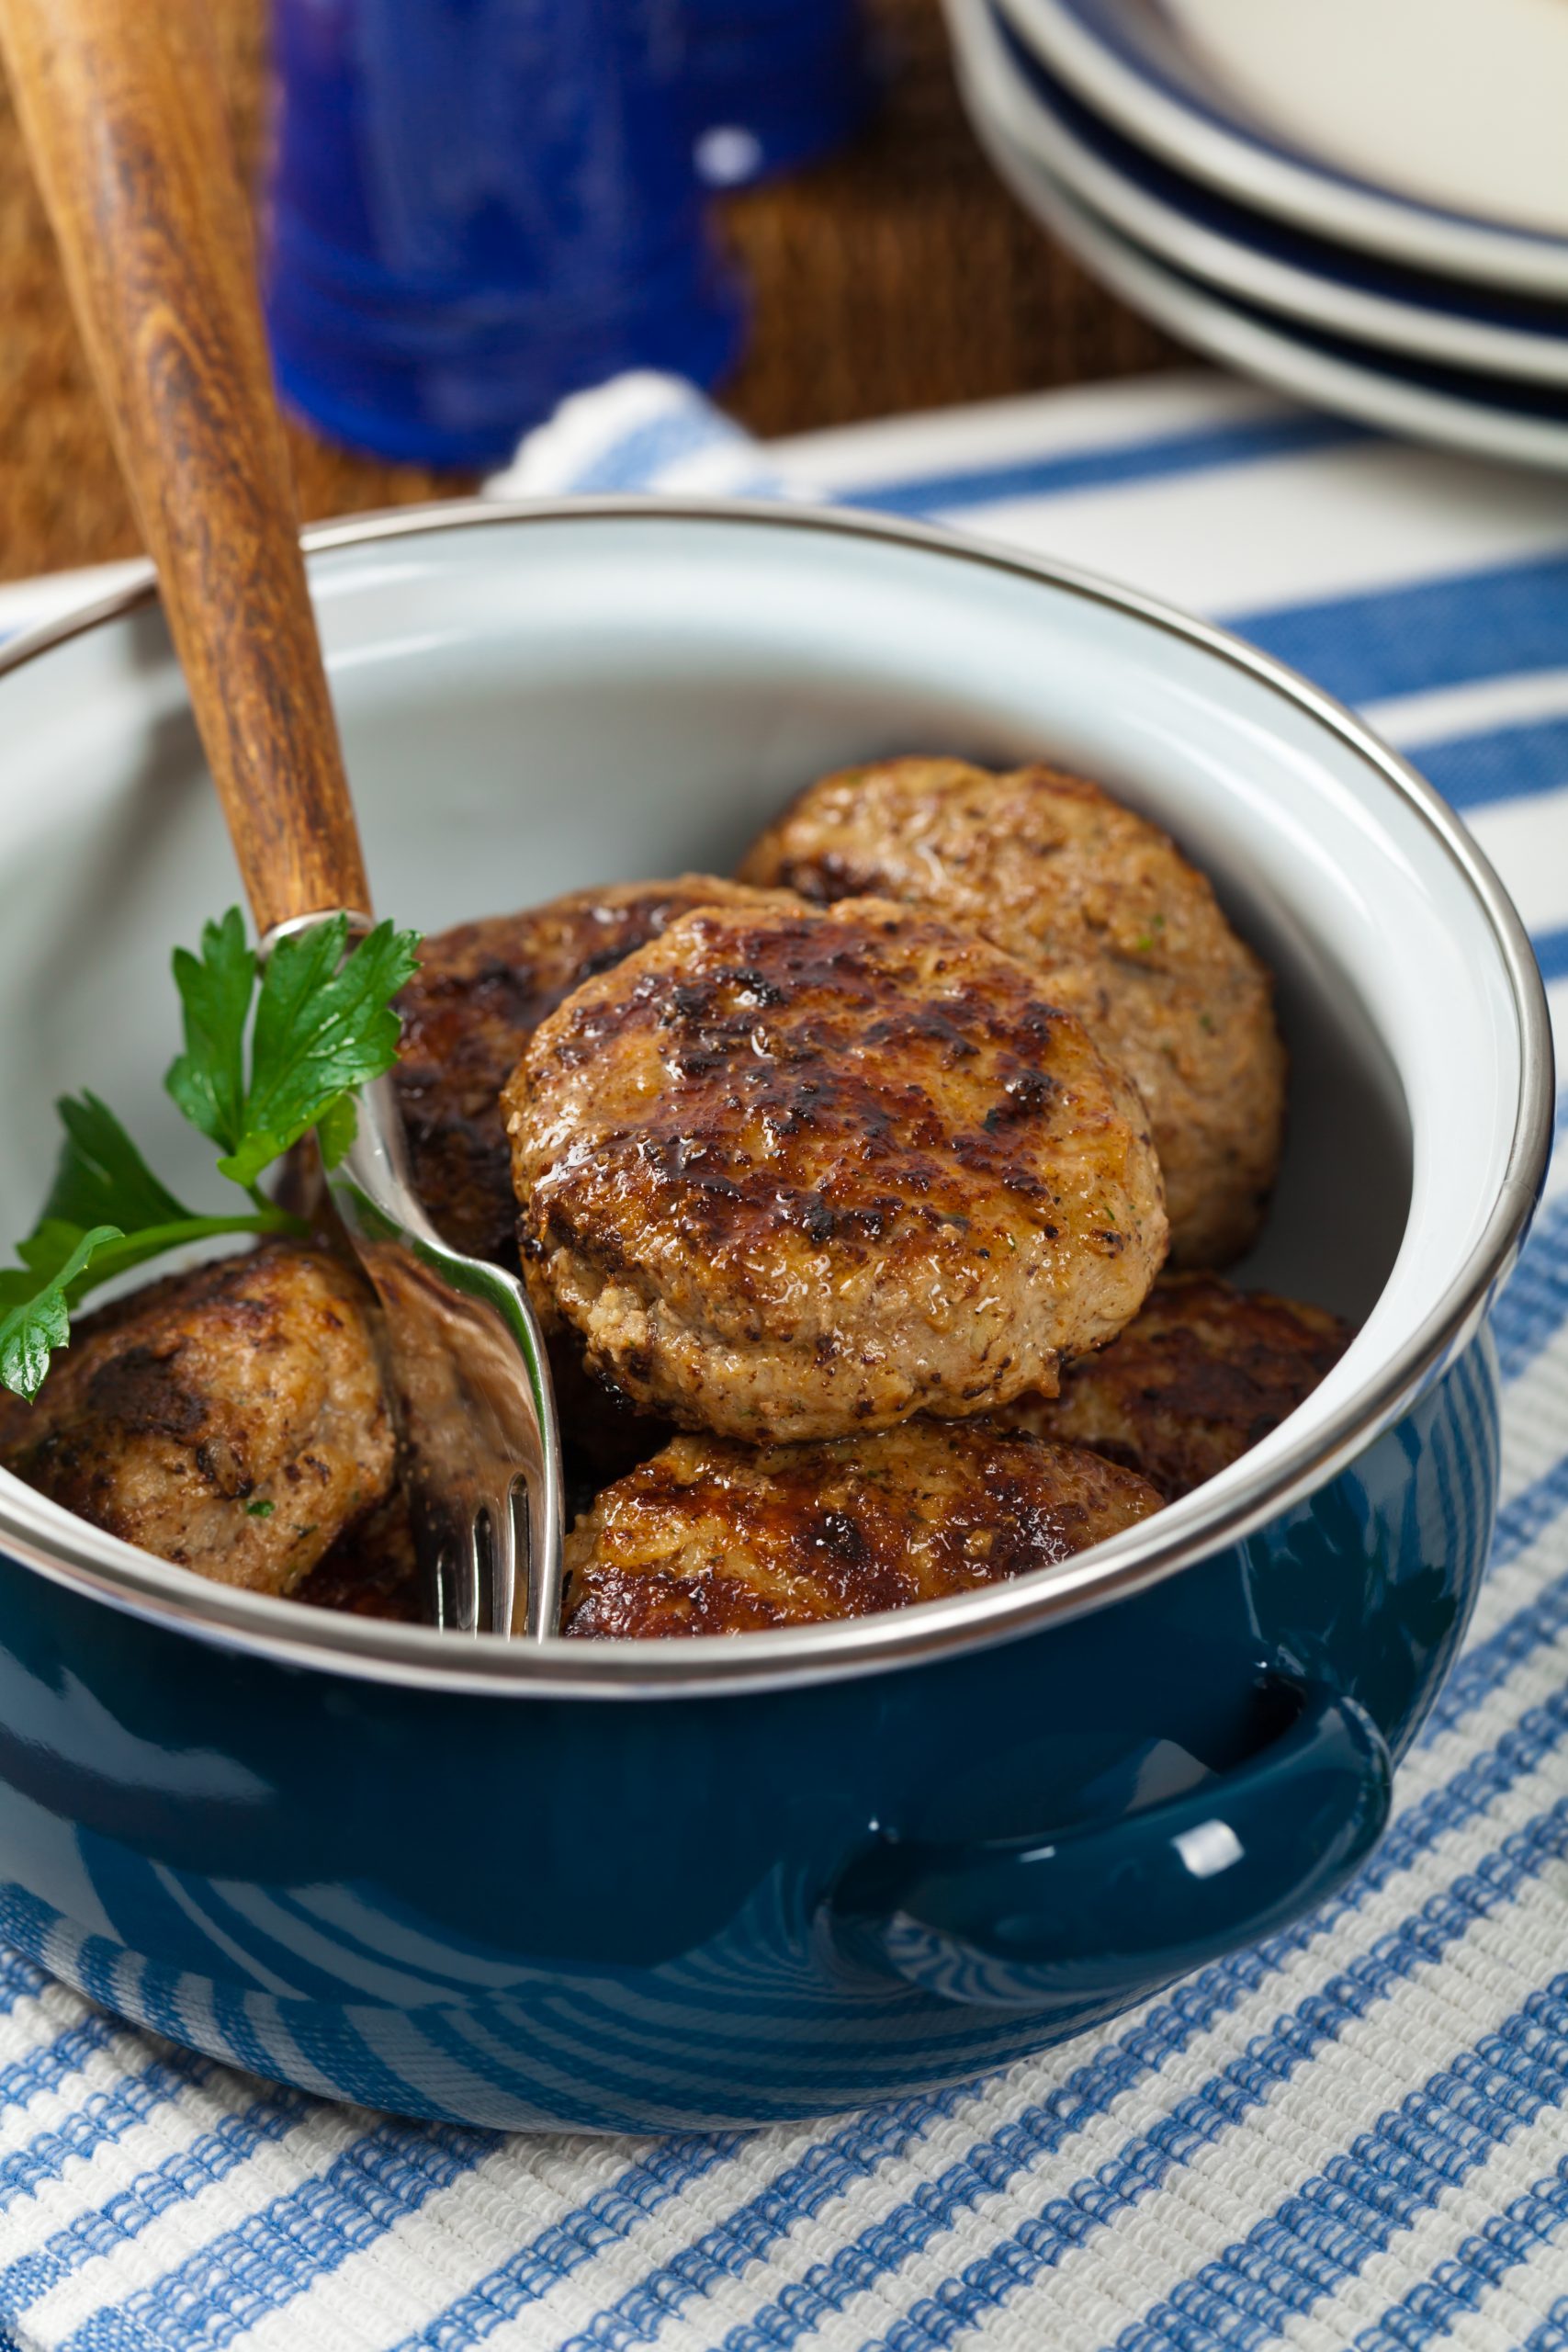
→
(563, 1420, 1163, 1637)
(1003, 1272, 1353, 1499)
(739, 757, 1287, 1267)
(0, 1244, 396, 1593)
(507, 896, 1168, 1442)
(393, 876, 796, 1267)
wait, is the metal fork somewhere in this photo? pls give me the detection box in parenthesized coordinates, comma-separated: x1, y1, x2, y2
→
(1, 0, 564, 1635)
(330, 1070, 563, 1637)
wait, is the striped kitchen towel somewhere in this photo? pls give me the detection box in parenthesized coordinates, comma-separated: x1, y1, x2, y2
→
(3, 366, 1568, 2350)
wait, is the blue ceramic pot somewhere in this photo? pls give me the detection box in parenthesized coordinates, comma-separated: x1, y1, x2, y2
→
(0, 503, 1548, 2131)
(0, 1338, 1495, 2130)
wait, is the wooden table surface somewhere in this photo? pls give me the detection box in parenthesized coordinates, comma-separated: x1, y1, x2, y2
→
(0, 0, 1178, 582)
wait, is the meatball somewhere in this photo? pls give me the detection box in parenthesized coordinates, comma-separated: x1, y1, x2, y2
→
(506, 895, 1168, 1442)
(394, 876, 795, 1267)
(740, 757, 1286, 1266)
(563, 1421, 1163, 1637)
(0, 1244, 395, 1594)
(1003, 1272, 1353, 1500)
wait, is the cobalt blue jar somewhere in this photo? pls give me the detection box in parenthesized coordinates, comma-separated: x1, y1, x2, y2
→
(682, 0, 874, 188)
(263, 0, 743, 467)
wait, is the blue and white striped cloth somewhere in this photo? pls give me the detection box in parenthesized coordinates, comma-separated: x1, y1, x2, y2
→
(4, 366, 1568, 2350)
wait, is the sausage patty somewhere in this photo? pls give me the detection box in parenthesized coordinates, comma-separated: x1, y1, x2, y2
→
(0, 1244, 396, 1593)
(740, 756, 1286, 1266)
(394, 876, 795, 1266)
(563, 1420, 1163, 1637)
(1004, 1272, 1353, 1499)
(506, 895, 1168, 1442)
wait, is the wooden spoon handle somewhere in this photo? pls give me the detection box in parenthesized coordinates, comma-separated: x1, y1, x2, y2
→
(0, 0, 371, 934)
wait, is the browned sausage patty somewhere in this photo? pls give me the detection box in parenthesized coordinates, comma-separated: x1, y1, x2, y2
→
(0, 1244, 395, 1593)
(394, 876, 795, 1265)
(563, 1420, 1163, 1637)
(506, 896, 1168, 1442)
(740, 757, 1286, 1267)
(1003, 1272, 1353, 1499)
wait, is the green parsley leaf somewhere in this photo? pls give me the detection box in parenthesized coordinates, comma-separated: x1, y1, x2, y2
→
(0, 1196, 310, 1404)
(314, 1091, 359, 1171)
(0, 1222, 123, 1401)
(0, 906, 420, 1404)
(217, 916, 420, 1189)
(42, 1091, 194, 1234)
(166, 907, 255, 1154)
(245, 1498, 275, 1519)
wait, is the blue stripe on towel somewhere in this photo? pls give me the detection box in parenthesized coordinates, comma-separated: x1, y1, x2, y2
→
(51, 2122, 498, 2352)
(1100, 1972, 1568, 2352)
(836, 413, 1365, 517)
(1415, 716, 1568, 813)
(561, 405, 754, 495)
(56, 2132, 730, 2352)
(0, 2009, 134, 2127)
(0, 2052, 220, 2216)
(1358, 2156, 1568, 2352)
(387, 2109, 955, 2352)
(1490, 1449, 1568, 1572)
(1526, 2292, 1568, 2350)
(1493, 1196, 1568, 1384)
(1232, 552, 1568, 708)
(0, 2095, 308, 2322)
(1534, 924, 1568, 985)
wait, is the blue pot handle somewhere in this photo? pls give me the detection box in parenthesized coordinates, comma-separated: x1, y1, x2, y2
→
(836, 1676, 1392, 2010)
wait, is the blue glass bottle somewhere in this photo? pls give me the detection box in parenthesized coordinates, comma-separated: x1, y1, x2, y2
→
(263, 0, 744, 469)
(680, 1, 874, 190)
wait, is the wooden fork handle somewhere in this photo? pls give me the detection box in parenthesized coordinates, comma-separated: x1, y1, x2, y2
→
(0, 0, 371, 935)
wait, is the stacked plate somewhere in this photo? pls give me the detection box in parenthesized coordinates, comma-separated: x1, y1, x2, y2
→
(944, 0, 1568, 469)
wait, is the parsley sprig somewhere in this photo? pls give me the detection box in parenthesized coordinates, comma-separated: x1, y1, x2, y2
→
(0, 909, 420, 1404)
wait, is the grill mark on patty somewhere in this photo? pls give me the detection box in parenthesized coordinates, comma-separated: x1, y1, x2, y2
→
(739, 756, 1286, 1267)
(562, 1421, 1164, 1637)
(511, 897, 1167, 1442)
(391, 878, 796, 1266)
(530, 912, 1096, 1259)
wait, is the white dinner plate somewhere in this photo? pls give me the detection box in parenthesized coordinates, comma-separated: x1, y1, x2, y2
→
(947, 0, 1568, 388)
(1166, 0, 1568, 243)
(963, 98, 1568, 474)
(991, 0, 1568, 298)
